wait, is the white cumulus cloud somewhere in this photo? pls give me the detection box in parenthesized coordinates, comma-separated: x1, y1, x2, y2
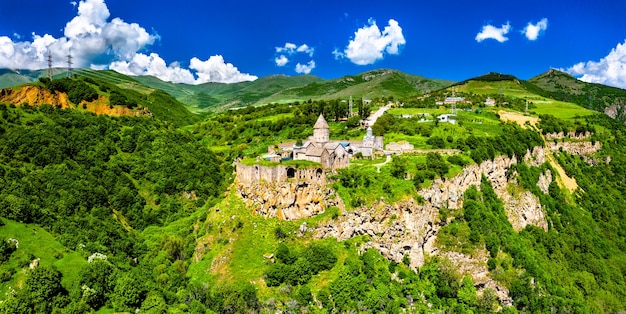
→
(475, 22, 511, 43)
(274, 42, 316, 73)
(111, 53, 257, 84)
(565, 40, 626, 89)
(295, 60, 315, 74)
(276, 42, 297, 54)
(190, 55, 258, 84)
(338, 18, 406, 65)
(296, 44, 314, 57)
(109, 53, 196, 84)
(0, 0, 256, 84)
(523, 18, 548, 41)
(0, 0, 156, 70)
(275, 55, 289, 67)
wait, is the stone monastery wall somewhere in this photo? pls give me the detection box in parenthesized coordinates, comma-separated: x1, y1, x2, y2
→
(235, 163, 326, 185)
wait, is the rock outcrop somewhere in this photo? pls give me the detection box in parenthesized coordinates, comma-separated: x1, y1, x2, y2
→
(440, 250, 513, 306)
(544, 131, 591, 140)
(315, 150, 551, 266)
(536, 169, 552, 194)
(0, 85, 73, 109)
(237, 179, 341, 220)
(314, 149, 556, 305)
(235, 163, 342, 220)
(0, 85, 152, 117)
(547, 141, 601, 157)
(547, 141, 602, 165)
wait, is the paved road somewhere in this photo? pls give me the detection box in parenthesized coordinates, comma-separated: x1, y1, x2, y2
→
(364, 104, 391, 127)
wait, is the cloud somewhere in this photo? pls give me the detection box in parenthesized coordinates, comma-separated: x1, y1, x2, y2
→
(275, 55, 289, 67)
(190, 55, 258, 84)
(296, 44, 314, 57)
(109, 53, 195, 84)
(295, 60, 315, 74)
(274, 42, 316, 73)
(111, 53, 257, 84)
(565, 40, 626, 89)
(0, 0, 156, 70)
(475, 22, 511, 43)
(0, 0, 255, 84)
(523, 18, 548, 41)
(275, 43, 314, 56)
(276, 42, 297, 54)
(338, 18, 406, 65)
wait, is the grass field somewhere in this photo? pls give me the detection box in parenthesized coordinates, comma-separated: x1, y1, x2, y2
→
(530, 100, 595, 120)
(185, 190, 353, 301)
(451, 80, 595, 121)
(0, 220, 87, 299)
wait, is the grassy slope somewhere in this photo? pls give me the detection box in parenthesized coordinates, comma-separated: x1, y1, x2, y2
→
(258, 69, 454, 104)
(529, 69, 626, 113)
(182, 189, 350, 301)
(448, 75, 596, 120)
(0, 220, 87, 298)
(69, 69, 200, 126)
(134, 74, 325, 112)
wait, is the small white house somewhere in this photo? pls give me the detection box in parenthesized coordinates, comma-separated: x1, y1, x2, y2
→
(438, 114, 457, 124)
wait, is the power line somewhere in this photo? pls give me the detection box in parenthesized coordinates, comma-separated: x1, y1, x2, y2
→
(67, 51, 73, 78)
(47, 51, 53, 80)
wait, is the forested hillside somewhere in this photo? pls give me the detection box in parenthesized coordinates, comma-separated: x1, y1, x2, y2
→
(2, 69, 626, 313)
(0, 104, 225, 312)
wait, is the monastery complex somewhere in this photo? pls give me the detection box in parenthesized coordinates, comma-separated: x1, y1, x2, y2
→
(267, 114, 384, 169)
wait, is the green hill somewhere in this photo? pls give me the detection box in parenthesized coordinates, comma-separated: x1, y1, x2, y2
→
(259, 69, 454, 104)
(0, 68, 72, 88)
(0, 69, 199, 126)
(529, 69, 626, 118)
(134, 74, 325, 112)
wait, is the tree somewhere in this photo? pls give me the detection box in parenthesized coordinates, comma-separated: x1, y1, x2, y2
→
(296, 285, 313, 306)
(457, 276, 477, 306)
(346, 115, 361, 128)
(390, 156, 408, 179)
(112, 272, 147, 311)
(24, 266, 67, 313)
(426, 152, 450, 178)
(426, 136, 446, 149)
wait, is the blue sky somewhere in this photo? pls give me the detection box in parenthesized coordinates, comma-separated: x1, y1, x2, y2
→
(1, 0, 625, 88)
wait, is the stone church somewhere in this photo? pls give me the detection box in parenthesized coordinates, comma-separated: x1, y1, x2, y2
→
(270, 114, 384, 170)
(293, 115, 350, 169)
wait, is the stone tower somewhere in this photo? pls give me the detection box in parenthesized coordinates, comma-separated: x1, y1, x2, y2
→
(313, 114, 329, 144)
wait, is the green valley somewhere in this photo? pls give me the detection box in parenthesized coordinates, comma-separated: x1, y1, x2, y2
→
(1, 68, 626, 313)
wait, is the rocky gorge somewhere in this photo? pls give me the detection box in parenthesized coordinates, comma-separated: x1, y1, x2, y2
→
(235, 136, 601, 305)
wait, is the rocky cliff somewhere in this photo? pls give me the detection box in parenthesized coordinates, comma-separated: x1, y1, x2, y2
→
(0, 85, 151, 117)
(0, 85, 73, 109)
(235, 163, 343, 220)
(313, 149, 556, 305)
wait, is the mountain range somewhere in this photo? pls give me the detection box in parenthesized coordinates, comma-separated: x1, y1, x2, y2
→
(1, 67, 626, 120)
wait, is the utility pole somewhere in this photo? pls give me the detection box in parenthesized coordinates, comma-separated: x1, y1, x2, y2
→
(47, 51, 53, 80)
(348, 96, 353, 117)
(525, 99, 529, 114)
(67, 51, 73, 78)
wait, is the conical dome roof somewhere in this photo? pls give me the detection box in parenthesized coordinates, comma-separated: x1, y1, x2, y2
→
(314, 114, 329, 129)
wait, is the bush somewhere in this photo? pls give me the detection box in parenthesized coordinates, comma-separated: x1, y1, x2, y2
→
(447, 155, 468, 167)
(426, 136, 446, 148)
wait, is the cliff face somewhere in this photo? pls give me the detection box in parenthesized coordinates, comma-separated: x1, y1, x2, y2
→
(0, 85, 73, 109)
(0, 85, 151, 117)
(235, 163, 342, 220)
(313, 149, 554, 306)
(314, 152, 548, 268)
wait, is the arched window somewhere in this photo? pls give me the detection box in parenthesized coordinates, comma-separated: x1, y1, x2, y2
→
(287, 167, 295, 179)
